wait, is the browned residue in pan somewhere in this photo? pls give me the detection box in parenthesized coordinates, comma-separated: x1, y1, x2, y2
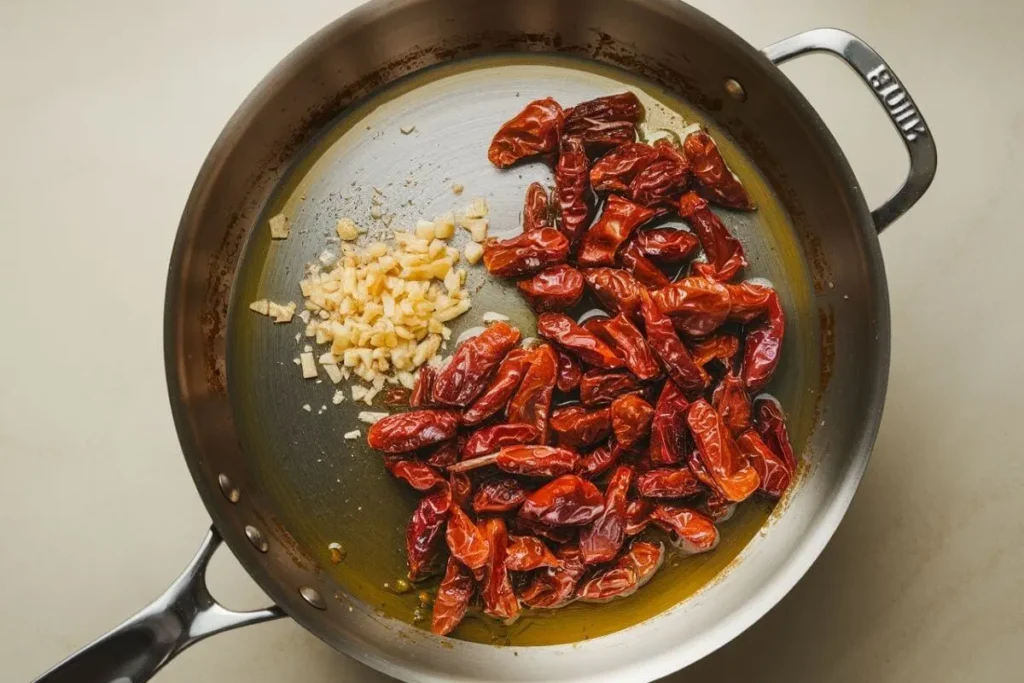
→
(818, 305, 836, 392)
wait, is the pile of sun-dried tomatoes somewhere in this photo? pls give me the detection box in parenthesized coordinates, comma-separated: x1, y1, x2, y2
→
(366, 92, 797, 636)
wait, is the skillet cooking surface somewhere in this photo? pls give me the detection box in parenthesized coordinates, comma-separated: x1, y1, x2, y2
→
(227, 54, 819, 645)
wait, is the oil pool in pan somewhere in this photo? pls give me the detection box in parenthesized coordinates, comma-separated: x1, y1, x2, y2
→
(228, 54, 819, 646)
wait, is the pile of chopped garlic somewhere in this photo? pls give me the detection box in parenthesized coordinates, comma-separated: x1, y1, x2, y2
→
(283, 200, 490, 405)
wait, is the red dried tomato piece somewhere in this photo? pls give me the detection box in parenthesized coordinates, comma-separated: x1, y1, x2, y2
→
(367, 410, 461, 454)
(555, 135, 591, 245)
(517, 264, 585, 312)
(610, 393, 655, 450)
(488, 97, 565, 168)
(737, 430, 792, 498)
(462, 348, 530, 426)
(649, 504, 719, 553)
(523, 181, 551, 232)
(537, 312, 623, 370)
(687, 399, 760, 502)
(431, 557, 474, 636)
(461, 423, 542, 460)
(406, 486, 452, 580)
(576, 540, 664, 602)
(482, 227, 570, 277)
(590, 142, 660, 193)
(582, 267, 644, 319)
(651, 276, 731, 337)
(679, 191, 747, 282)
(472, 477, 527, 514)
(579, 368, 642, 407)
(519, 475, 605, 527)
(580, 465, 633, 565)
(682, 129, 755, 210)
(506, 535, 560, 572)
(432, 321, 521, 407)
(506, 344, 558, 436)
(520, 545, 587, 609)
(577, 195, 657, 267)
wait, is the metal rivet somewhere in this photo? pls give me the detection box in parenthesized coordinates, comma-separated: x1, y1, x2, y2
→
(218, 473, 240, 503)
(244, 525, 268, 553)
(724, 78, 747, 102)
(299, 586, 327, 610)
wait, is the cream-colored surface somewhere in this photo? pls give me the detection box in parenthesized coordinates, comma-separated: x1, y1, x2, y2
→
(1, 1, 1020, 681)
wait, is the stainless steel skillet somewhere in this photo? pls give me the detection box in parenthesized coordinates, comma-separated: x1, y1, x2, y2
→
(34, 0, 936, 681)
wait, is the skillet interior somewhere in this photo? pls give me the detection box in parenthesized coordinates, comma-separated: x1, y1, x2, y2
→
(166, 0, 887, 679)
(227, 54, 817, 645)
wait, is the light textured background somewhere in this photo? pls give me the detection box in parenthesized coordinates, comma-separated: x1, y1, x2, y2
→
(1, 0, 1021, 681)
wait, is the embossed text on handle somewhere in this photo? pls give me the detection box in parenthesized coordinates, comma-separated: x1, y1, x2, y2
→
(865, 64, 927, 142)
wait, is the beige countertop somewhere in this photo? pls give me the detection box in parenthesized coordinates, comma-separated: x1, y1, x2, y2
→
(2, 0, 1021, 681)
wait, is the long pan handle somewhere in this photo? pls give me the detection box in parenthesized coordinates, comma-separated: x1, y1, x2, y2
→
(763, 28, 937, 232)
(32, 527, 284, 683)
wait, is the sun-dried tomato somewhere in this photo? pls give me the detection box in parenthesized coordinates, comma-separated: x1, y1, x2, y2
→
(682, 129, 754, 210)
(483, 227, 570, 277)
(519, 475, 605, 527)
(582, 267, 644, 319)
(555, 135, 591, 245)
(461, 423, 542, 460)
(488, 97, 565, 168)
(367, 410, 461, 454)
(712, 372, 752, 435)
(577, 195, 656, 267)
(406, 486, 452, 580)
(523, 181, 551, 232)
(550, 405, 612, 449)
(518, 264, 585, 312)
(590, 142, 660, 193)
(462, 348, 530, 426)
(555, 348, 582, 393)
(742, 291, 785, 391)
(610, 394, 654, 450)
(537, 313, 624, 370)
(579, 368, 642, 407)
(687, 399, 760, 502)
(506, 535, 560, 572)
(432, 321, 521, 407)
(679, 191, 747, 282)
(580, 465, 633, 564)
(506, 344, 558, 436)
(651, 276, 731, 337)
(430, 557, 473, 636)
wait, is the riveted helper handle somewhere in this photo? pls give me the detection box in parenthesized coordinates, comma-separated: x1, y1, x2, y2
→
(763, 28, 937, 232)
(33, 527, 284, 683)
